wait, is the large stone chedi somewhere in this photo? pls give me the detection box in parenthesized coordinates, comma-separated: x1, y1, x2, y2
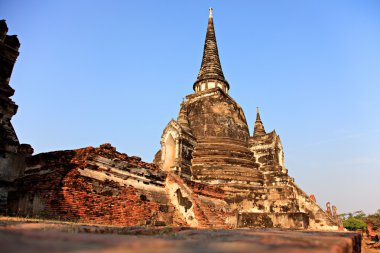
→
(156, 9, 338, 229)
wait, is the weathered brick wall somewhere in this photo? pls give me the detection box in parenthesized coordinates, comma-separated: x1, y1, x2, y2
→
(7, 144, 174, 226)
(0, 20, 33, 214)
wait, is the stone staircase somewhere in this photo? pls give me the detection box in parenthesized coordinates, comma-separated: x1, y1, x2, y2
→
(167, 173, 229, 228)
(192, 195, 229, 228)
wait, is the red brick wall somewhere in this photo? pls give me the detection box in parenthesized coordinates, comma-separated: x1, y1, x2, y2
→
(8, 144, 172, 226)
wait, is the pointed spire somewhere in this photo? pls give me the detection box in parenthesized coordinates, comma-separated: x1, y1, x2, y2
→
(256, 107, 262, 121)
(254, 107, 266, 136)
(194, 8, 229, 92)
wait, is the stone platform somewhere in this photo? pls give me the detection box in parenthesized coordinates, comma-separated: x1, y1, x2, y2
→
(0, 217, 361, 253)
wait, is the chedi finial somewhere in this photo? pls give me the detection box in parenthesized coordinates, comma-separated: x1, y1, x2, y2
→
(194, 6, 229, 93)
(209, 7, 213, 18)
(254, 106, 266, 136)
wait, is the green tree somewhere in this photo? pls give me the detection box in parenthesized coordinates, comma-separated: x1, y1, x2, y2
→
(365, 209, 380, 230)
(343, 217, 367, 231)
(353, 210, 366, 219)
(339, 213, 351, 220)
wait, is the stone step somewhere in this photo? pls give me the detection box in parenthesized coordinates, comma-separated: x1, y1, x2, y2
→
(220, 184, 267, 193)
(191, 164, 259, 173)
(196, 137, 249, 146)
(194, 175, 262, 183)
(193, 197, 228, 228)
(192, 156, 256, 167)
(192, 166, 263, 183)
(193, 149, 253, 159)
(196, 148, 249, 155)
(194, 143, 251, 152)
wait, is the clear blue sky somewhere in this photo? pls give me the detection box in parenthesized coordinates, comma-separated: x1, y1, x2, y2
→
(1, 1, 380, 214)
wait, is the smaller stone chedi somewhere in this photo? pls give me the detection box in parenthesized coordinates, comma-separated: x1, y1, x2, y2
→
(2, 11, 341, 230)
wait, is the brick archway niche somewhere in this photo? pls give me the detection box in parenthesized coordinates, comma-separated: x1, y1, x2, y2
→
(163, 134, 176, 171)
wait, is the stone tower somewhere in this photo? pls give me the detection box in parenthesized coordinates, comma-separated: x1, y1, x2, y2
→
(156, 9, 339, 229)
(0, 20, 33, 212)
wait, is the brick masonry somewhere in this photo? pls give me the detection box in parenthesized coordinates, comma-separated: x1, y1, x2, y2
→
(7, 144, 179, 226)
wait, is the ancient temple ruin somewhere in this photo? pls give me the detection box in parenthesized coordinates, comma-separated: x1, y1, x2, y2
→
(155, 9, 339, 229)
(0, 20, 33, 212)
(1, 11, 341, 230)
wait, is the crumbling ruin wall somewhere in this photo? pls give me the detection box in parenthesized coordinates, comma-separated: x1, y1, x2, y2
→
(0, 20, 33, 213)
(8, 144, 174, 226)
(289, 181, 339, 230)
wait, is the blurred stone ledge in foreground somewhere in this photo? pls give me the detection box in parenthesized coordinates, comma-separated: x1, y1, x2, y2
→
(0, 217, 362, 253)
